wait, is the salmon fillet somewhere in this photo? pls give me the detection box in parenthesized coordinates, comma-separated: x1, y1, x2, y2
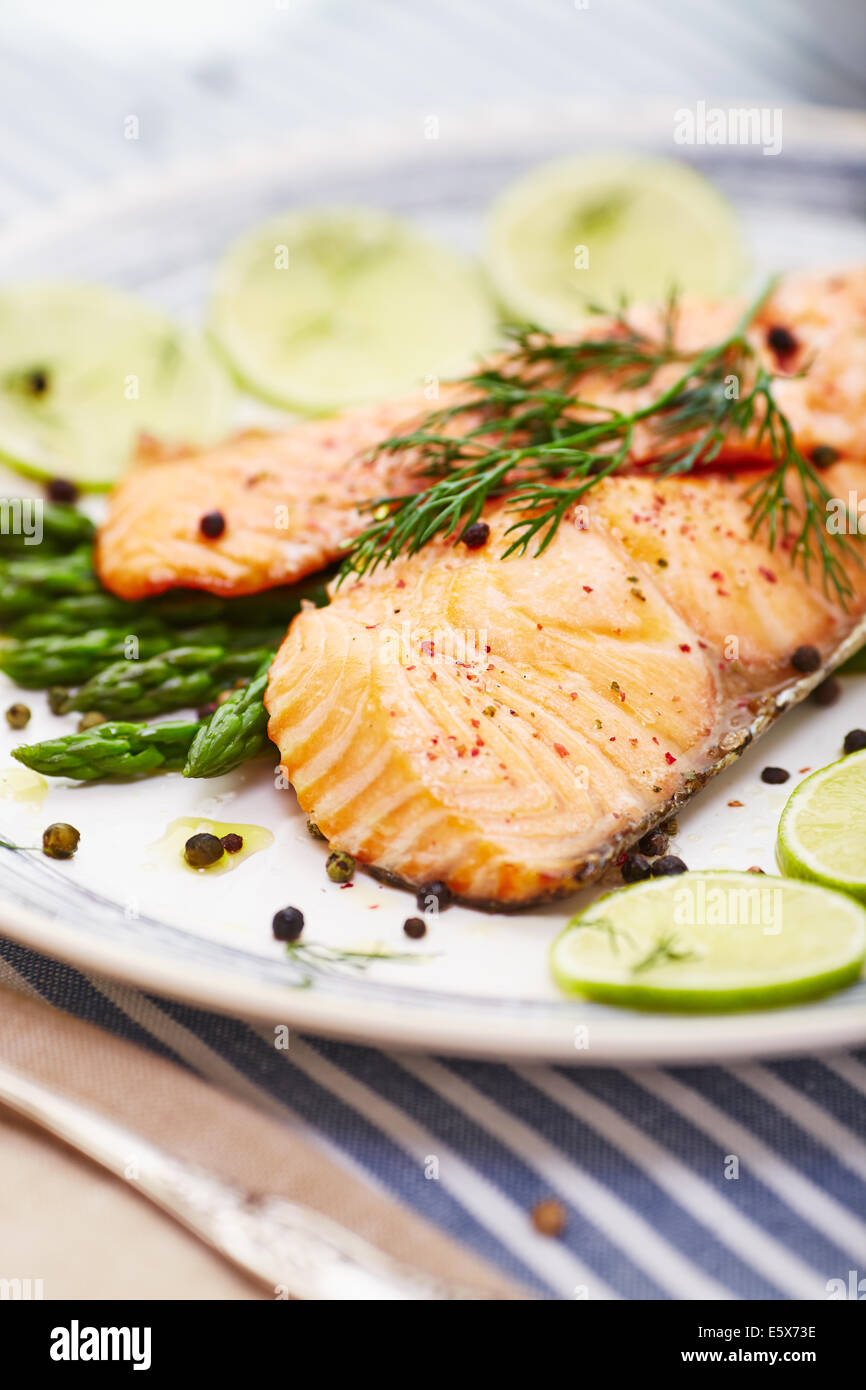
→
(95, 397, 430, 599)
(96, 268, 866, 601)
(266, 461, 866, 908)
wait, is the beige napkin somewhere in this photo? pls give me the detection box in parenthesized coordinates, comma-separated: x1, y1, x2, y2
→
(0, 983, 525, 1300)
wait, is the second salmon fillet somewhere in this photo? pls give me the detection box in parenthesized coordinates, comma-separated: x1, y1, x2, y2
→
(96, 269, 866, 601)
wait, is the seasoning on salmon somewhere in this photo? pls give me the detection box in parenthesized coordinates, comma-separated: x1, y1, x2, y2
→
(96, 269, 866, 601)
(266, 465, 866, 908)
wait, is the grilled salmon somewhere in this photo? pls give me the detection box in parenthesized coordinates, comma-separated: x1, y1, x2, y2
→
(95, 396, 430, 599)
(266, 460, 866, 908)
(96, 268, 866, 601)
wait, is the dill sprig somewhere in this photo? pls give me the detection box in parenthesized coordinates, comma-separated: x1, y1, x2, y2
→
(341, 284, 857, 603)
(630, 932, 698, 976)
(285, 940, 433, 986)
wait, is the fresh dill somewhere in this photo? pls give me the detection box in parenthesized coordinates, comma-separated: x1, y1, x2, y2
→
(630, 932, 698, 976)
(340, 283, 857, 603)
(285, 940, 434, 986)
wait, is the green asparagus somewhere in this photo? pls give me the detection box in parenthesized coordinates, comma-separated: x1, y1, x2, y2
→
(0, 502, 95, 554)
(70, 641, 275, 718)
(13, 662, 276, 780)
(12, 718, 200, 780)
(0, 547, 99, 618)
(0, 628, 176, 687)
(7, 593, 153, 638)
(0, 554, 328, 634)
(183, 660, 273, 778)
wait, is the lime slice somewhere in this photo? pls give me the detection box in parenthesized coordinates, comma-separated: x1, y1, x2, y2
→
(0, 285, 232, 490)
(209, 208, 498, 413)
(777, 751, 866, 901)
(485, 155, 746, 330)
(551, 871, 865, 1011)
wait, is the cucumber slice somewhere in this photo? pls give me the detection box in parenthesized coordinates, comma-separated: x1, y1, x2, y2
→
(485, 155, 747, 330)
(208, 208, 498, 413)
(0, 285, 232, 490)
(551, 871, 866, 1011)
(777, 750, 866, 902)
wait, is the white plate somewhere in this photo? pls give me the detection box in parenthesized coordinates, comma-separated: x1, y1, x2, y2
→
(1, 102, 866, 1063)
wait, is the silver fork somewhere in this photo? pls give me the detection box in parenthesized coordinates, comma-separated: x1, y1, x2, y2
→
(0, 1061, 484, 1300)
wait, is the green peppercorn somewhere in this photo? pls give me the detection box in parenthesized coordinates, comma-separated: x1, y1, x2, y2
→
(77, 711, 106, 732)
(183, 832, 224, 868)
(5, 702, 31, 730)
(326, 849, 355, 883)
(307, 818, 326, 841)
(42, 822, 80, 859)
(47, 686, 71, 716)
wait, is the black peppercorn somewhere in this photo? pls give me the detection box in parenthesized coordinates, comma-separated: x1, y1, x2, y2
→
(760, 766, 790, 784)
(637, 827, 669, 857)
(651, 855, 688, 877)
(199, 510, 226, 539)
(221, 833, 244, 854)
(46, 477, 79, 504)
(766, 325, 798, 358)
(811, 444, 839, 469)
(403, 916, 427, 940)
(272, 906, 304, 942)
(461, 521, 490, 550)
(811, 676, 840, 708)
(416, 879, 452, 912)
(621, 852, 653, 883)
(843, 729, 866, 755)
(791, 645, 821, 674)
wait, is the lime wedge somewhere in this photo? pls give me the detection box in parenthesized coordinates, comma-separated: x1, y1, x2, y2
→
(551, 871, 865, 1011)
(485, 155, 746, 330)
(777, 751, 866, 901)
(208, 208, 498, 413)
(0, 285, 232, 490)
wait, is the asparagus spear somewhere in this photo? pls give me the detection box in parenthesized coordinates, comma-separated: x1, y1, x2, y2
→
(0, 502, 95, 554)
(0, 628, 177, 688)
(183, 660, 273, 778)
(69, 641, 276, 718)
(0, 557, 329, 632)
(0, 547, 99, 618)
(7, 593, 154, 638)
(70, 645, 225, 718)
(12, 718, 200, 780)
(12, 664, 275, 780)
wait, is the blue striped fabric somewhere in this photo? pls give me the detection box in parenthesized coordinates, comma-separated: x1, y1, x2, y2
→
(3, 937, 866, 1300)
(2, 0, 865, 1301)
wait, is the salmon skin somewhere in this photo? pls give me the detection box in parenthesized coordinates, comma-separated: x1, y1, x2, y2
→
(266, 461, 866, 909)
(96, 268, 866, 601)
